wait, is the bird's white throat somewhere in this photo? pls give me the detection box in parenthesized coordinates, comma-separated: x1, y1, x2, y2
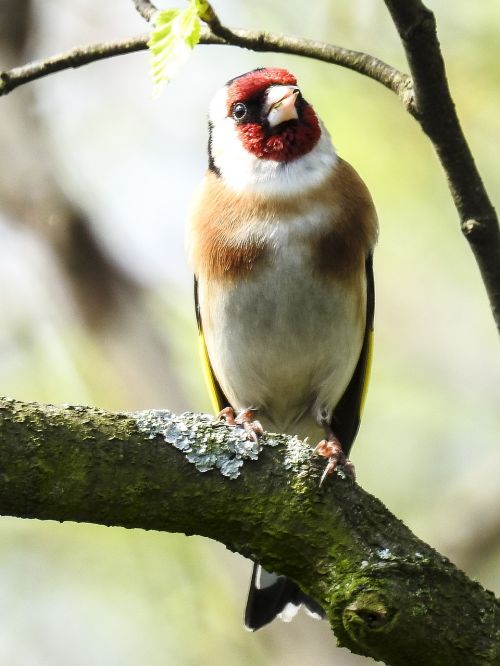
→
(208, 87, 338, 197)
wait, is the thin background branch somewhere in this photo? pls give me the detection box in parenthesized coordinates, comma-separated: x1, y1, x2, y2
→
(132, 0, 157, 22)
(382, 0, 500, 330)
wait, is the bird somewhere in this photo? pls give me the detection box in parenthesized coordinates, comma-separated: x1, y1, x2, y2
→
(187, 67, 378, 631)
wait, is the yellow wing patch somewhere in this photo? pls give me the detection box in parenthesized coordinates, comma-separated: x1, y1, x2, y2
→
(198, 330, 225, 414)
(359, 328, 374, 417)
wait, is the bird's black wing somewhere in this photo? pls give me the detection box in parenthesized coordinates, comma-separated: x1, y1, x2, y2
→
(331, 253, 375, 456)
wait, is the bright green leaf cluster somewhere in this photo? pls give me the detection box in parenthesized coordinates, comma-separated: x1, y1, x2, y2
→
(148, 1, 205, 95)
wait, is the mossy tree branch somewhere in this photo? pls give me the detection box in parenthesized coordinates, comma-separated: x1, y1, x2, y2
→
(0, 396, 498, 665)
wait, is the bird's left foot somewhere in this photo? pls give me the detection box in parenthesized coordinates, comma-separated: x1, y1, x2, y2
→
(314, 436, 355, 486)
(218, 407, 264, 444)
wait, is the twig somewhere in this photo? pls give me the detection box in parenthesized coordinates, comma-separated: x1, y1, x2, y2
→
(0, 35, 149, 96)
(154, 0, 413, 102)
(0, 26, 411, 105)
(132, 0, 157, 22)
(214, 26, 412, 102)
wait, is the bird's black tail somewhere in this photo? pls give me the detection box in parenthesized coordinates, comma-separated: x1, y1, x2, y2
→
(244, 563, 324, 631)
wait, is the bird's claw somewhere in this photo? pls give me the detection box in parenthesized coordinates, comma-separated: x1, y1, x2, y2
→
(218, 407, 264, 443)
(314, 437, 355, 486)
(218, 406, 237, 426)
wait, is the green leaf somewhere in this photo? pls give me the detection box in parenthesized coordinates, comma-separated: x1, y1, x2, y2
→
(148, 2, 201, 96)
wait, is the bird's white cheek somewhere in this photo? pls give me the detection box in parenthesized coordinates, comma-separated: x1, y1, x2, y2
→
(211, 118, 256, 177)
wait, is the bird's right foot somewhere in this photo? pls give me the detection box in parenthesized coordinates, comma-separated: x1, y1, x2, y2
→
(218, 407, 264, 443)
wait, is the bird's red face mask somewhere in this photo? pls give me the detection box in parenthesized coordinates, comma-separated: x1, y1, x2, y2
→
(225, 68, 321, 162)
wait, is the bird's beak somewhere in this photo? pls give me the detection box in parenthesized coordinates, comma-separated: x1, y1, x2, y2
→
(265, 85, 300, 127)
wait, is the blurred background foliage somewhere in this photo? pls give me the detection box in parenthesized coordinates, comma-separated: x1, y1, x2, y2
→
(0, 0, 498, 664)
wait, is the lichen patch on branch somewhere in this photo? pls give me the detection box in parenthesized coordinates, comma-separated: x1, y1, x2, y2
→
(134, 409, 266, 478)
(133, 409, 311, 478)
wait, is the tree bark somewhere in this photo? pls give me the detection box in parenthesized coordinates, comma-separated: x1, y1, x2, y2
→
(0, 396, 498, 665)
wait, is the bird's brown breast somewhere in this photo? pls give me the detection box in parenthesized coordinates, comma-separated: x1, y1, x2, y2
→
(188, 159, 378, 287)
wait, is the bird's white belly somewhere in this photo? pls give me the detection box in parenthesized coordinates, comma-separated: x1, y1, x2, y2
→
(201, 246, 365, 438)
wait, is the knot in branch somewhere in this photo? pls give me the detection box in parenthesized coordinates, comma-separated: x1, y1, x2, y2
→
(400, 77, 416, 115)
(344, 592, 396, 633)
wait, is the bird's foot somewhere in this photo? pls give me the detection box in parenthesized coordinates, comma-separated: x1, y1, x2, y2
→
(218, 407, 264, 444)
(314, 436, 355, 486)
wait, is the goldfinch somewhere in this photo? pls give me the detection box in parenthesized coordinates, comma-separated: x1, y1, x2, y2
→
(188, 67, 378, 631)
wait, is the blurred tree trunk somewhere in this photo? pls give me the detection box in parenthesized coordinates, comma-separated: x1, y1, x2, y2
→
(0, 0, 187, 411)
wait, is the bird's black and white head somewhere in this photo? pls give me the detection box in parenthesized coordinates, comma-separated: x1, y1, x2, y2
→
(208, 67, 337, 196)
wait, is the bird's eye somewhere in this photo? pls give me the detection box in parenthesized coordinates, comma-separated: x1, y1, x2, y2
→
(232, 103, 247, 121)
